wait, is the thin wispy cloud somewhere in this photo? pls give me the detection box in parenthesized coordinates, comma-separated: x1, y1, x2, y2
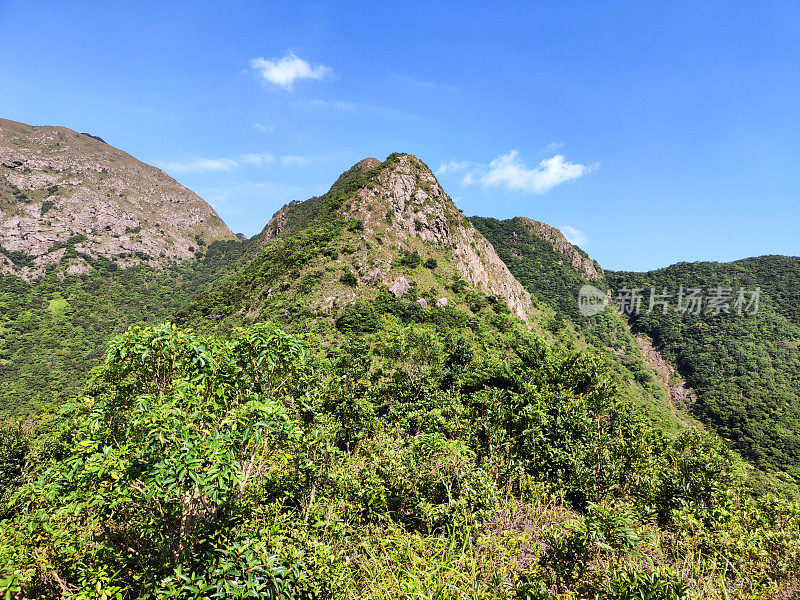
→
(393, 74, 459, 93)
(560, 225, 587, 246)
(241, 152, 274, 165)
(438, 150, 598, 195)
(250, 54, 331, 91)
(156, 157, 239, 174)
(281, 155, 310, 166)
(436, 160, 472, 176)
(156, 152, 310, 175)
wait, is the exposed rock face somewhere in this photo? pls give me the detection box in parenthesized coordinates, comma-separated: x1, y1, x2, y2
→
(0, 118, 235, 279)
(634, 334, 695, 425)
(515, 217, 603, 280)
(435, 297, 448, 309)
(389, 276, 411, 297)
(347, 154, 533, 320)
(415, 298, 428, 308)
(253, 154, 534, 321)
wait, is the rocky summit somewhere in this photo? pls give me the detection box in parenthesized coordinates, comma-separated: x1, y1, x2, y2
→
(254, 153, 534, 321)
(0, 118, 234, 279)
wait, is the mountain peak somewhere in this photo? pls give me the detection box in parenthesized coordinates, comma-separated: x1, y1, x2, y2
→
(253, 153, 534, 320)
(0, 118, 235, 279)
(353, 156, 380, 170)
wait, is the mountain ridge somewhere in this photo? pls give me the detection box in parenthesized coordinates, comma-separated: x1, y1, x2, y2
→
(0, 118, 235, 279)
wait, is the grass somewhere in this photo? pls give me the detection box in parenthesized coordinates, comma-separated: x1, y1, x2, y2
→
(47, 296, 68, 316)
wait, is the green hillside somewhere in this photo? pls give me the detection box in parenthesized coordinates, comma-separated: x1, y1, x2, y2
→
(607, 258, 800, 485)
(0, 240, 244, 417)
(471, 216, 689, 433)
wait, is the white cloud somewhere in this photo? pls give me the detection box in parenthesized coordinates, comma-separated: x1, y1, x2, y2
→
(436, 160, 471, 176)
(480, 151, 595, 194)
(156, 157, 239, 173)
(393, 74, 459, 93)
(437, 150, 597, 195)
(156, 151, 279, 174)
(241, 152, 274, 165)
(560, 225, 587, 247)
(250, 54, 331, 91)
(254, 122, 274, 133)
(281, 155, 310, 166)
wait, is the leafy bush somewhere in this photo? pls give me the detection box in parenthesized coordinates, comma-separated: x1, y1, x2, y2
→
(0, 323, 308, 598)
(340, 271, 357, 287)
(336, 303, 379, 333)
(399, 250, 422, 268)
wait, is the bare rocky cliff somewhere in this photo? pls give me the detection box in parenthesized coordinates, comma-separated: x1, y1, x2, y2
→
(515, 216, 603, 280)
(356, 155, 533, 320)
(0, 118, 235, 278)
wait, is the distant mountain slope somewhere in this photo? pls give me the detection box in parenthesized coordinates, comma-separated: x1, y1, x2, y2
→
(475, 216, 800, 486)
(471, 216, 692, 432)
(0, 240, 244, 417)
(0, 118, 235, 279)
(0, 118, 244, 416)
(607, 258, 800, 484)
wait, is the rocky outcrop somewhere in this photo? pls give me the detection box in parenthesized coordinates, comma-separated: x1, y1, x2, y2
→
(635, 335, 695, 424)
(252, 154, 534, 321)
(349, 154, 534, 320)
(0, 118, 235, 279)
(389, 276, 412, 297)
(515, 217, 603, 280)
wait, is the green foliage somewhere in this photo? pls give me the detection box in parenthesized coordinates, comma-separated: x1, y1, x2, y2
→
(336, 302, 378, 333)
(423, 257, 437, 269)
(0, 239, 245, 416)
(339, 270, 357, 287)
(2, 155, 800, 598)
(608, 258, 800, 483)
(347, 218, 364, 233)
(1, 323, 309, 598)
(0, 421, 31, 519)
(472, 216, 688, 433)
(2, 317, 800, 598)
(399, 249, 422, 268)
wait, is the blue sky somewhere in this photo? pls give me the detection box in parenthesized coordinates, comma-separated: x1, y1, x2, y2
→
(1, 1, 798, 271)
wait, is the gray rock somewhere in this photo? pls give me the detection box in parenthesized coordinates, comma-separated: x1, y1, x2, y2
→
(416, 298, 428, 308)
(0, 118, 236, 279)
(435, 297, 448, 308)
(389, 276, 412, 297)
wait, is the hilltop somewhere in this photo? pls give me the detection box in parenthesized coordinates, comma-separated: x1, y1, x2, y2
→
(0, 118, 235, 279)
(180, 153, 541, 331)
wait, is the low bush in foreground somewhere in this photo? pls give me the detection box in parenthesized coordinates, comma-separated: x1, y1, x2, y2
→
(1, 322, 798, 598)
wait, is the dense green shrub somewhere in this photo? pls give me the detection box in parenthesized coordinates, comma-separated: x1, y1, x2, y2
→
(399, 250, 422, 268)
(340, 270, 357, 287)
